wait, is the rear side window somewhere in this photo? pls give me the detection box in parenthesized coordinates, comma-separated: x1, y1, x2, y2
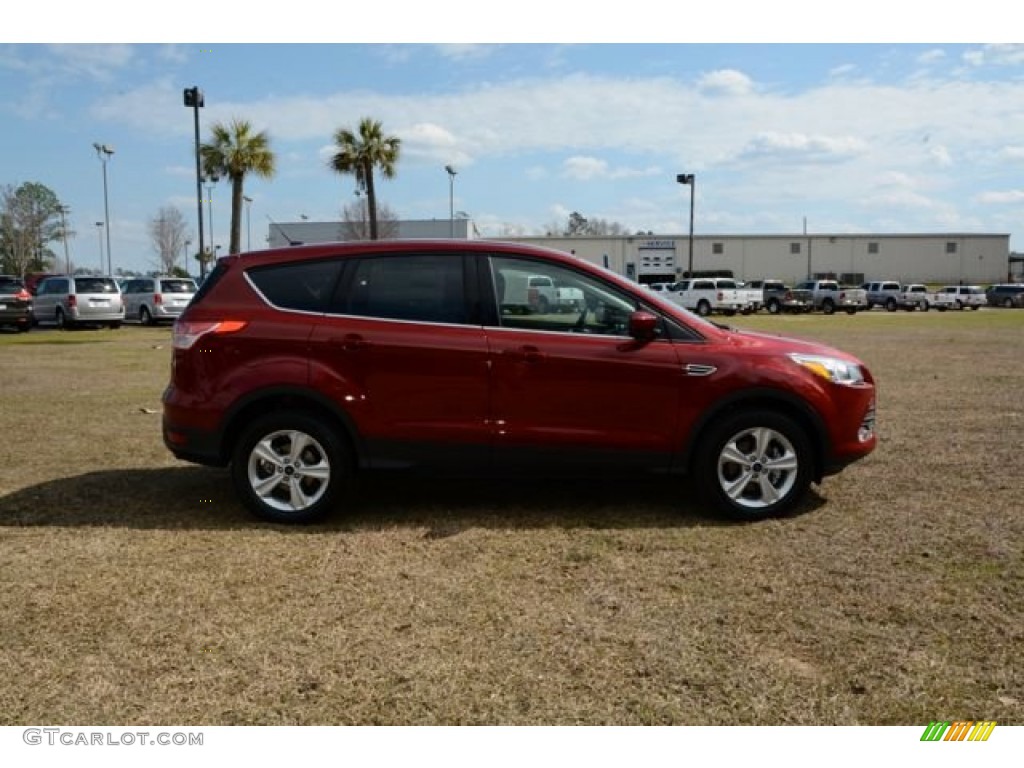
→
(160, 279, 197, 294)
(0, 277, 24, 292)
(74, 277, 118, 293)
(248, 259, 342, 313)
(340, 253, 467, 324)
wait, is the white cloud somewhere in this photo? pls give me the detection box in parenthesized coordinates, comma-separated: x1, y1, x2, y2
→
(928, 145, 953, 167)
(697, 69, 754, 96)
(561, 155, 662, 180)
(977, 190, 1024, 204)
(963, 44, 1024, 67)
(916, 49, 946, 65)
(736, 132, 867, 163)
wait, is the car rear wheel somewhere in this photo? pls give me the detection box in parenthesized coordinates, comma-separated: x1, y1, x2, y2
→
(231, 411, 350, 524)
(821, 299, 835, 315)
(1004, 298, 1014, 308)
(766, 299, 781, 314)
(140, 306, 153, 326)
(55, 308, 74, 330)
(696, 300, 711, 316)
(696, 410, 813, 521)
(885, 298, 897, 311)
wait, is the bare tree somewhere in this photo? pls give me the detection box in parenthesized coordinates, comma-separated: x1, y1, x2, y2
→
(340, 198, 399, 240)
(148, 206, 188, 274)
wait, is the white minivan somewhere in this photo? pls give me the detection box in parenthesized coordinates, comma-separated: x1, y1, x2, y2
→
(122, 276, 198, 325)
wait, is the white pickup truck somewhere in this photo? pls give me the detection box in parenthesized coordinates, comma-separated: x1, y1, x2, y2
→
(896, 284, 935, 311)
(664, 278, 748, 316)
(501, 273, 585, 314)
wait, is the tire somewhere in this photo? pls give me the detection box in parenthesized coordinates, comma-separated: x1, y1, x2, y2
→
(695, 410, 814, 521)
(140, 306, 154, 326)
(109, 322, 121, 330)
(55, 308, 73, 330)
(766, 299, 781, 315)
(921, 301, 929, 312)
(231, 411, 350, 524)
(955, 300, 963, 311)
(696, 300, 711, 317)
(885, 298, 897, 312)
(1003, 298, 1014, 308)
(17, 323, 30, 333)
(821, 299, 835, 315)
(845, 308, 858, 315)
(970, 304, 980, 311)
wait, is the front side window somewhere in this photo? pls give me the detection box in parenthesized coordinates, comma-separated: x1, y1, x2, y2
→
(489, 256, 637, 336)
(341, 253, 467, 324)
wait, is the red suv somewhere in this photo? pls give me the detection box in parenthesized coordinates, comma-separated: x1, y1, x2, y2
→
(163, 240, 877, 523)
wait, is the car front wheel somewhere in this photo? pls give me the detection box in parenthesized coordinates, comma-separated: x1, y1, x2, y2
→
(231, 411, 350, 524)
(696, 410, 813, 521)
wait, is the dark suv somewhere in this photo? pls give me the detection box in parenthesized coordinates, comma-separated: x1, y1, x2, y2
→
(985, 284, 1024, 308)
(163, 241, 877, 523)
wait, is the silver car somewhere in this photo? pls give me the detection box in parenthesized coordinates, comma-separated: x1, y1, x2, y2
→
(121, 276, 198, 325)
(32, 275, 124, 329)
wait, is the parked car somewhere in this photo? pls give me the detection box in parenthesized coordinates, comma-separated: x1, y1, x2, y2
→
(121, 276, 198, 325)
(0, 275, 33, 332)
(663, 277, 747, 316)
(896, 284, 935, 311)
(794, 280, 868, 314)
(932, 285, 986, 311)
(747, 280, 812, 314)
(31, 275, 124, 329)
(985, 284, 1024, 308)
(864, 281, 903, 311)
(163, 240, 878, 525)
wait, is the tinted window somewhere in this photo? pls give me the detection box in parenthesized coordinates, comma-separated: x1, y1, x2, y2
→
(248, 259, 341, 313)
(342, 254, 467, 324)
(0, 277, 24, 293)
(160, 279, 197, 294)
(74, 277, 118, 294)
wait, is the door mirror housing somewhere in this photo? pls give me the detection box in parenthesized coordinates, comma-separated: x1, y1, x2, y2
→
(628, 311, 659, 341)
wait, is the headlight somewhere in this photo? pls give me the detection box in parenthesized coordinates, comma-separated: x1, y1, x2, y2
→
(789, 354, 865, 385)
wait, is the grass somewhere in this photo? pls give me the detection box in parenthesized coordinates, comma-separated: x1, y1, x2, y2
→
(0, 312, 1022, 725)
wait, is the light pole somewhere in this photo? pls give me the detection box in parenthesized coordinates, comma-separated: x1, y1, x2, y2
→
(445, 165, 457, 238)
(183, 239, 192, 274)
(58, 205, 71, 274)
(183, 86, 206, 277)
(205, 175, 218, 264)
(95, 221, 104, 273)
(243, 196, 253, 252)
(93, 143, 114, 274)
(676, 174, 695, 277)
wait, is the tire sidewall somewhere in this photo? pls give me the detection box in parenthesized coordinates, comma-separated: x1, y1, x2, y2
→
(230, 411, 350, 524)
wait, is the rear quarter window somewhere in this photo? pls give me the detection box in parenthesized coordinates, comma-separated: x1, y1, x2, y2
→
(160, 279, 197, 294)
(247, 259, 342, 312)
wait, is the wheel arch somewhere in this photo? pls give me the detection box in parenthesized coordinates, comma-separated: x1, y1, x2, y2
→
(221, 386, 363, 470)
(679, 389, 828, 483)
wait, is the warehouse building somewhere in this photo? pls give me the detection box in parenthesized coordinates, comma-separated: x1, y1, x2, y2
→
(267, 221, 1011, 285)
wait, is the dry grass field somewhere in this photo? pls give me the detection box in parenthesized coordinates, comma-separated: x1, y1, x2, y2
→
(0, 311, 1021, 726)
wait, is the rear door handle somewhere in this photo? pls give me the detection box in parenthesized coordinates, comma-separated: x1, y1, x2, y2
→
(507, 345, 544, 362)
(331, 333, 367, 352)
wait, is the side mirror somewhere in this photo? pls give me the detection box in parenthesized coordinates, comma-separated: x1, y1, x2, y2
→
(628, 310, 659, 341)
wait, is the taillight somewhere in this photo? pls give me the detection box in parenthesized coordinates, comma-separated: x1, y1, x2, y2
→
(16, 289, 31, 300)
(172, 320, 247, 350)
(67, 295, 77, 308)
(717, 291, 724, 301)
(154, 293, 163, 304)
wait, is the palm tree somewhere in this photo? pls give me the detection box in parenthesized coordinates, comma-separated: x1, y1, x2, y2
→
(329, 118, 401, 240)
(200, 119, 275, 255)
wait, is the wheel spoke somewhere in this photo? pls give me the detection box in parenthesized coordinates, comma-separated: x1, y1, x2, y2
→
(720, 443, 749, 466)
(298, 462, 330, 482)
(253, 473, 284, 499)
(758, 475, 782, 504)
(288, 477, 314, 509)
(253, 441, 284, 469)
(287, 432, 313, 463)
(723, 470, 755, 500)
(764, 451, 798, 472)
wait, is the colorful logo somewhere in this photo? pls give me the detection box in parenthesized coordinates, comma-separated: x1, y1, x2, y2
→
(921, 721, 996, 742)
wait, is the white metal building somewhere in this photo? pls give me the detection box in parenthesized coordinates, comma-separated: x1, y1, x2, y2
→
(264, 221, 1011, 285)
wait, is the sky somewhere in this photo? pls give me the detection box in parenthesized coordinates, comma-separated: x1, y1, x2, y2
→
(4, 4, 1024, 274)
